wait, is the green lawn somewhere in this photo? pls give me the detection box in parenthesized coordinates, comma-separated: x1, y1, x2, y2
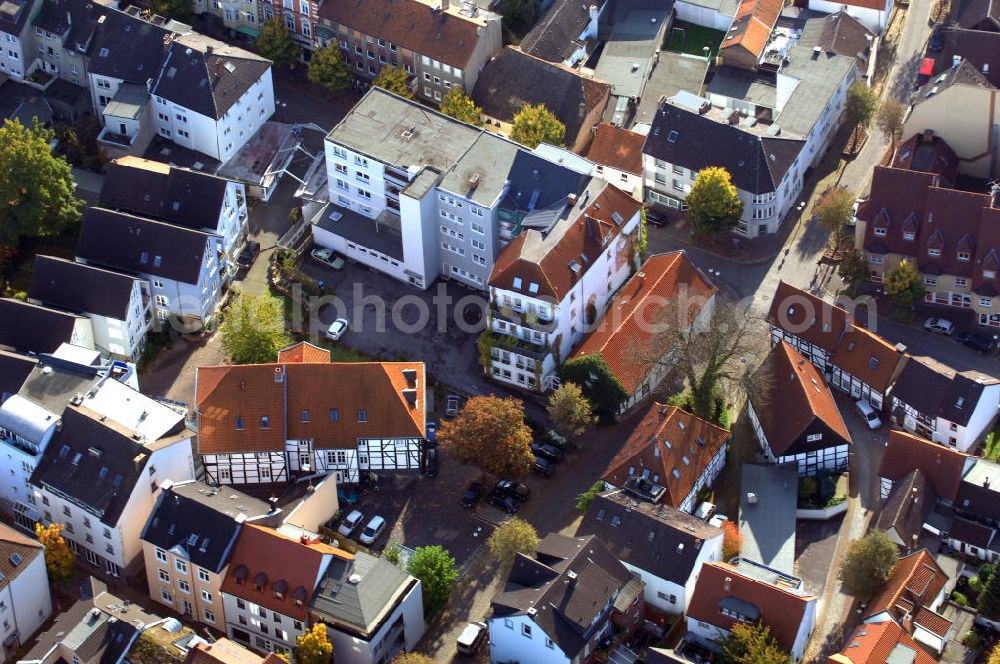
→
(664, 21, 726, 58)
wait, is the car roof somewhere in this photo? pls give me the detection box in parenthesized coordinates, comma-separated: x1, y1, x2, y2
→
(347, 509, 363, 519)
(367, 515, 385, 527)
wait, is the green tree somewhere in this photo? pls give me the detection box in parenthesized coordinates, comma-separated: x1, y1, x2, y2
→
(35, 523, 75, 586)
(487, 518, 539, 567)
(547, 381, 596, 438)
(255, 18, 301, 68)
(437, 396, 534, 478)
(876, 98, 905, 143)
(844, 82, 878, 130)
(150, 0, 194, 21)
(720, 622, 792, 664)
(979, 569, 1000, 620)
(383, 542, 402, 567)
(814, 186, 855, 246)
(439, 88, 483, 126)
(293, 623, 333, 664)
(510, 103, 565, 149)
(559, 354, 629, 421)
(637, 208, 649, 260)
(373, 66, 414, 99)
(838, 249, 869, 290)
(686, 167, 743, 236)
(407, 545, 458, 613)
(500, 0, 541, 32)
(220, 293, 291, 364)
(308, 43, 351, 90)
(0, 119, 81, 249)
(576, 480, 606, 514)
(884, 259, 925, 308)
(838, 529, 898, 600)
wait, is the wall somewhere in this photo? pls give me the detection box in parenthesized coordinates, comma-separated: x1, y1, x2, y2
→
(324, 579, 425, 664)
(488, 614, 571, 664)
(903, 86, 999, 180)
(221, 590, 303, 657)
(807, 0, 887, 32)
(6, 551, 52, 653)
(594, 164, 642, 201)
(142, 540, 228, 630)
(281, 474, 339, 532)
(678, 442, 727, 514)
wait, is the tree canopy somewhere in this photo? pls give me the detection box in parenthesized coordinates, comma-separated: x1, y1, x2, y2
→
(500, 0, 541, 33)
(439, 88, 483, 126)
(487, 518, 539, 567)
(686, 167, 743, 236)
(722, 520, 743, 560)
(876, 98, 905, 143)
(436, 396, 534, 477)
(720, 622, 793, 664)
(373, 66, 414, 99)
(220, 293, 291, 364)
(0, 119, 82, 249)
(838, 249, 869, 290)
(293, 623, 333, 664)
(36, 523, 75, 586)
(547, 382, 596, 438)
(575, 480, 606, 515)
(844, 83, 878, 130)
(510, 103, 565, 148)
(149, 0, 194, 22)
(979, 568, 1000, 620)
(559, 354, 629, 421)
(838, 529, 898, 600)
(884, 259, 925, 308)
(814, 187, 855, 244)
(308, 44, 351, 90)
(255, 18, 302, 67)
(392, 655, 435, 664)
(407, 545, 458, 613)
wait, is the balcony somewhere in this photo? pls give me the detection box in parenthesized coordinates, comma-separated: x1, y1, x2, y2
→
(490, 304, 557, 334)
(98, 127, 136, 148)
(488, 334, 549, 362)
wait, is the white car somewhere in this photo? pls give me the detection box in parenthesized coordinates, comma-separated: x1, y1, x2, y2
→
(855, 400, 882, 430)
(457, 622, 488, 655)
(325, 317, 349, 341)
(337, 510, 364, 537)
(359, 516, 386, 545)
(311, 247, 345, 269)
(694, 501, 717, 521)
(924, 318, 955, 335)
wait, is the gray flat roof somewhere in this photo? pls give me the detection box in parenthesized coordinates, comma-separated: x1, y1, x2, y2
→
(593, 8, 669, 99)
(634, 52, 710, 127)
(326, 88, 482, 173)
(739, 463, 798, 576)
(707, 67, 778, 109)
(313, 204, 404, 261)
(105, 82, 149, 121)
(438, 132, 520, 207)
(774, 44, 855, 138)
(403, 168, 442, 200)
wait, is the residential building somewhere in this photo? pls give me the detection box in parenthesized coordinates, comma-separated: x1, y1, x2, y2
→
(890, 356, 1000, 452)
(220, 524, 343, 657)
(739, 462, 799, 574)
(184, 638, 286, 664)
(586, 123, 646, 199)
(100, 157, 250, 268)
(808, 0, 892, 32)
(313, 87, 592, 290)
(673, 0, 738, 30)
(28, 256, 152, 361)
(0, 351, 36, 403)
(310, 550, 425, 664)
(875, 467, 936, 551)
(472, 47, 612, 154)
(747, 341, 852, 476)
(862, 550, 952, 654)
(0, 524, 51, 660)
(768, 281, 908, 410)
(31, 0, 98, 89)
(602, 403, 730, 514)
(935, 21, 1000, 88)
(827, 620, 937, 664)
(29, 398, 196, 579)
(316, 0, 502, 103)
(486, 181, 642, 392)
(571, 251, 717, 414)
(855, 161, 1000, 330)
(195, 359, 426, 485)
(0, 0, 39, 81)
(140, 480, 277, 631)
(878, 429, 972, 504)
(488, 533, 642, 664)
(519, 0, 604, 67)
(195, 0, 261, 41)
(0, 299, 94, 356)
(719, 0, 783, 71)
(687, 561, 817, 661)
(577, 489, 724, 615)
(802, 12, 878, 83)
(76, 207, 226, 327)
(276, 341, 331, 364)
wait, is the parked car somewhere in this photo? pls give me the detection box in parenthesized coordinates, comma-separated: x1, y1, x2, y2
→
(929, 24, 944, 52)
(957, 331, 997, 353)
(495, 480, 531, 503)
(359, 516, 386, 545)
(694, 501, 717, 521)
(461, 481, 483, 508)
(445, 395, 461, 417)
(337, 510, 364, 537)
(311, 247, 345, 269)
(325, 317, 349, 341)
(489, 491, 519, 514)
(237, 240, 260, 268)
(531, 442, 566, 462)
(533, 456, 556, 477)
(849, 198, 866, 226)
(457, 622, 488, 655)
(855, 400, 883, 430)
(425, 448, 438, 477)
(425, 421, 438, 447)
(924, 317, 955, 335)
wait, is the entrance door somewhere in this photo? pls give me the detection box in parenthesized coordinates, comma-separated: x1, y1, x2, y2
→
(299, 453, 311, 472)
(182, 600, 193, 617)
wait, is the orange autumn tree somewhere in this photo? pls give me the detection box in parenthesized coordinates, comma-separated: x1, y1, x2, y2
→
(722, 519, 743, 560)
(36, 523, 75, 585)
(437, 396, 533, 478)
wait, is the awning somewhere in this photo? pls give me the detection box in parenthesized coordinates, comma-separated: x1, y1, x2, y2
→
(235, 25, 260, 38)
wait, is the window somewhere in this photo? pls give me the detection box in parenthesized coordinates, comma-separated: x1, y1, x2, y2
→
(330, 408, 339, 422)
(178, 579, 191, 593)
(204, 609, 216, 623)
(869, 255, 883, 265)
(176, 559, 188, 573)
(103, 528, 112, 539)
(521, 623, 532, 638)
(237, 598, 246, 610)
(958, 251, 971, 261)
(155, 549, 168, 563)
(956, 277, 968, 287)
(874, 227, 886, 237)
(546, 637, 554, 649)
(201, 589, 213, 602)
(155, 295, 169, 307)
(236, 416, 244, 430)
(358, 409, 367, 422)
(261, 416, 270, 429)
(903, 231, 915, 241)
(924, 276, 937, 287)
(986, 270, 997, 279)
(672, 165, 684, 175)
(301, 410, 310, 423)
(161, 590, 173, 603)
(198, 568, 211, 583)
(158, 569, 170, 583)
(928, 247, 941, 257)
(63, 505, 71, 517)
(981, 297, 993, 307)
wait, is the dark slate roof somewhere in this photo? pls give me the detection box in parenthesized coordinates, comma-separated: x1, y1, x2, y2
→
(520, 0, 593, 63)
(951, 0, 1000, 31)
(30, 255, 139, 321)
(892, 356, 998, 427)
(30, 407, 183, 526)
(34, 0, 99, 50)
(643, 103, 804, 195)
(577, 490, 722, 585)
(76, 207, 216, 285)
(141, 481, 272, 574)
(950, 515, 994, 548)
(472, 48, 611, 145)
(500, 149, 588, 213)
(100, 159, 231, 232)
(311, 552, 416, 634)
(17, 354, 103, 416)
(0, 350, 36, 400)
(936, 28, 1000, 88)
(876, 468, 936, 548)
(491, 534, 633, 657)
(957, 461, 1000, 522)
(0, 0, 33, 37)
(0, 298, 82, 355)
(151, 37, 270, 120)
(86, 6, 172, 82)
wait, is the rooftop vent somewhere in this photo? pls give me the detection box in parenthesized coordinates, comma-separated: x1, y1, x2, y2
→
(747, 492, 758, 504)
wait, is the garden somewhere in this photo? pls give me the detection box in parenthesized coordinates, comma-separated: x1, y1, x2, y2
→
(797, 472, 848, 510)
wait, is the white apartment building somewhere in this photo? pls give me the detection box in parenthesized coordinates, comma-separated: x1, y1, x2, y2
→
(0, 524, 51, 661)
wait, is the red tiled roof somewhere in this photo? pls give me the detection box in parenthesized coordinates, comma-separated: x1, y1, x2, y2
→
(913, 607, 952, 637)
(603, 404, 729, 508)
(586, 123, 645, 176)
(220, 525, 349, 622)
(827, 621, 936, 664)
(196, 362, 426, 454)
(751, 341, 851, 457)
(836, 0, 889, 11)
(828, 325, 906, 392)
(865, 550, 948, 624)
(489, 184, 642, 301)
(878, 430, 970, 501)
(688, 562, 815, 653)
(720, 0, 783, 57)
(276, 341, 331, 364)
(571, 252, 717, 395)
(891, 133, 960, 186)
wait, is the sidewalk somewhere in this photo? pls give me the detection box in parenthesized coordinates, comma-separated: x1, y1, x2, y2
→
(653, 212, 797, 266)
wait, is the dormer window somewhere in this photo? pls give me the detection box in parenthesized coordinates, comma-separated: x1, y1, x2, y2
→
(903, 231, 915, 241)
(235, 416, 244, 431)
(261, 416, 270, 429)
(928, 248, 941, 257)
(958, 251, 971, 261)
(512, 277, 522, 289)
(874, 227, 886, 237)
